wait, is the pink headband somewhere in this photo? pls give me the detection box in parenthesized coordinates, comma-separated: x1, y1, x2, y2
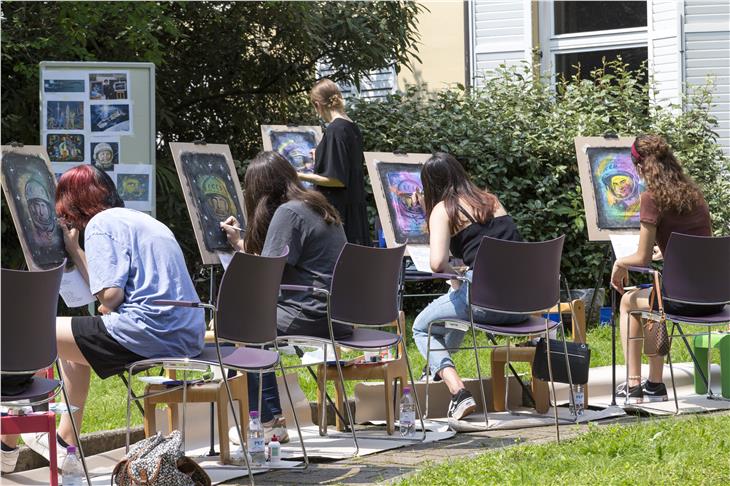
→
(631, 143, 643, 163)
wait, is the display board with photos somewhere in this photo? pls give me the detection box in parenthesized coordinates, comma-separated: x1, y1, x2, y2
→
(39, 62, 156, 214)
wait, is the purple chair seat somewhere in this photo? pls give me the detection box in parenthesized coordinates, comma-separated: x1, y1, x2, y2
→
(666, 305, 730, 325)
(464, 315, 560, 336)
(1, 377, 59, 402)
(141, 346, 279, 372)
(336, 328, 401, 350)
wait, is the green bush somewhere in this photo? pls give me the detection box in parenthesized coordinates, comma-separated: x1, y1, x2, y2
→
(350, 60, 730, 288)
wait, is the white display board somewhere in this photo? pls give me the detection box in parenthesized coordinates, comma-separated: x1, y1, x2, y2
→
(39, 61, 156, 214)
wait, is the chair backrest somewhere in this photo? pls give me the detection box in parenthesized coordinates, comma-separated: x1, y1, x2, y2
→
(471, 235, 565, 313)
(662, 233, 730, 305)
(1, 263, 64, 373)
(215, 250, 288, 344)
(330, 243, 406, 326)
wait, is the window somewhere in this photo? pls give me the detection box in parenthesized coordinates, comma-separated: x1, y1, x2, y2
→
(539, 1, 648, 82)
(554, 1, 647, 35)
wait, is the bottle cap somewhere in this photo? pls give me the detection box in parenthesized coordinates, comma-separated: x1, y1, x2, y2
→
(271, 434, 278, 442)
(66, 445, 76, 454)
(403, 387, 410, 394)
(249, 411, 259, 418)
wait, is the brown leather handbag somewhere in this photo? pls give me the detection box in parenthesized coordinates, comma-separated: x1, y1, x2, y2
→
(644, 271, 670, 357)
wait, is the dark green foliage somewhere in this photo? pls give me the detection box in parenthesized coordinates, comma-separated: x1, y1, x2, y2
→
(349, 60, 730, 287)
(1, 1, 422, 279)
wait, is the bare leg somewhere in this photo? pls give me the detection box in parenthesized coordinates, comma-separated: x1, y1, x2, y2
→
(438, 367, 466, 395)
(619, 288, 651, 387)
(1, 436, 19, 448)
(55, 317, 91, 445)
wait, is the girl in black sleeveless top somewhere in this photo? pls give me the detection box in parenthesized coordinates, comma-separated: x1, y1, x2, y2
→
(412, 153, 527, 421)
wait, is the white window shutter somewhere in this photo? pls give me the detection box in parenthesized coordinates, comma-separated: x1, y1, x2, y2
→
(648, 0, 684, 109)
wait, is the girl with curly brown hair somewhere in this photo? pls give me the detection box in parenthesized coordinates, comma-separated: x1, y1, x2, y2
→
(611, 134, 719, 403)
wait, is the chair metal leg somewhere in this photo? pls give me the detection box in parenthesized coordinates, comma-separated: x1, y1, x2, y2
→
(125, 366, 135, 453)
(330, 340, 360, 456)
(181, 369, 187, 450)
(544, 320, 560, 443)
(667, 322, 679, 414)
(58, 375, 92, 486)
(219, 364, 254, 485)
(319, 346, 328, 436)
(118, 373, 145, 417)
(468, 320, 489, 429)
(277, 358, 309, 468)
(504, 336, 511, 414)
(707, 327, 715, 399)
(557, 322, 577, 421)
(423, 322, 433, 420)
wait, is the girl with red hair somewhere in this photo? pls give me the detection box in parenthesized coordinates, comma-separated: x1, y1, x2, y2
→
(20, 165, 204, 464)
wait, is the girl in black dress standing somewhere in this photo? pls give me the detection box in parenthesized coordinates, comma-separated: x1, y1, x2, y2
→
(298, 78, 371, 246)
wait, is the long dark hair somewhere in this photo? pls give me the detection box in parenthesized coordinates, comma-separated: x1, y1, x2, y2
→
(243, 151, 341, 254)
(633, 135, 705, 214)
(421, 152, 498, 235)
(56, 164, 124, 230)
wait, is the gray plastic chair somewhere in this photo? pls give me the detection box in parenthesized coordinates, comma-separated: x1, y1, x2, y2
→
(279, 243, 426, 455)
(626, 233, 730, 412)
(126, 249, 308, 485)
(422, 235, 574, 441)
(1, 263, 92, 485)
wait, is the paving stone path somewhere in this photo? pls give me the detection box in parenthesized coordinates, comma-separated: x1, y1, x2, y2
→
(222, 409, 730, 485)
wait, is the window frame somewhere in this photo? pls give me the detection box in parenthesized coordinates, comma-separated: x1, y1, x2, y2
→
(538, 1, 649, 78)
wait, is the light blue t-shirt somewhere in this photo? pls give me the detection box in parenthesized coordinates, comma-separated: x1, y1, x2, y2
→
(85, 207, 205, 358)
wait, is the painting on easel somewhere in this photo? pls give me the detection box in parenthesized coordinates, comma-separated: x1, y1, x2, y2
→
(575, 136, 643, 241)
(364, 152, 431, 247)
(169, 142, 246, 265)
(260, 125, 322, 178)
(1, 145, 66, 270)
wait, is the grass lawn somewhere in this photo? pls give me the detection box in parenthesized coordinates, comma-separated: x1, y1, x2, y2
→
(76, 307, 718, 434)
(396, 414, 730, 485)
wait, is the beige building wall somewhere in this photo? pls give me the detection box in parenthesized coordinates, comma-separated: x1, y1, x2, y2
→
(398, 1, 466, 90)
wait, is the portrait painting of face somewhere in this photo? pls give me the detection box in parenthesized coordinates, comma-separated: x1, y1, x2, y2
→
(376, 162, 428, 244)
(1, 151, 66, 269)
(180, 151, 246, 252)
(587, 147, 643, 229)
(91, 141, 119, 170)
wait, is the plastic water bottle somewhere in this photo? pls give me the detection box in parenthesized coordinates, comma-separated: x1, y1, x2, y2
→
(61, 445, 83, 486)
(571, 384, 585, 416)
(399, 387, 416, 437)
(268, 434, 281, 465)
(247, 411, 266, 466)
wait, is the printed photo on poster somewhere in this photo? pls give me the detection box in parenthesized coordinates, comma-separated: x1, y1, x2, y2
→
(89, 72, 128, 100)
(91, 141, 119, 171)
(44, 79, 85, 93)
(587, 147, 643, 229)
(1, 148, 67, 270)
(376, 162, 428, 244)
(51, 162, 81, 181)
(46, 134, 85, 162)
(117, 173, 150, 202)
(46, 101, 84, 130)
(90, 104, 131, 133)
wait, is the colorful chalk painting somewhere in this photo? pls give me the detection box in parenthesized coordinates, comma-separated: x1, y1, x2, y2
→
(587, 147, 643, 229)
(117, 173, 149, 202)
(46, 101, 84, 130)
(180, 151, 246, 251)
(1, 152, 66, 269)
(90, 104, 130, 132)
(268, 130, 317, 175)
(46, 134, 85, 163)
(376, 162, 428, 244)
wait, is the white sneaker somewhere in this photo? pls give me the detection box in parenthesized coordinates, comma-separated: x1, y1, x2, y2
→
(1, 446, 20, 473)
(20, 432, 67, 466)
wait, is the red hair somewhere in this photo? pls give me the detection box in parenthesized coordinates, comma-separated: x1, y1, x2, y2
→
(55, 165, 123, 229)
